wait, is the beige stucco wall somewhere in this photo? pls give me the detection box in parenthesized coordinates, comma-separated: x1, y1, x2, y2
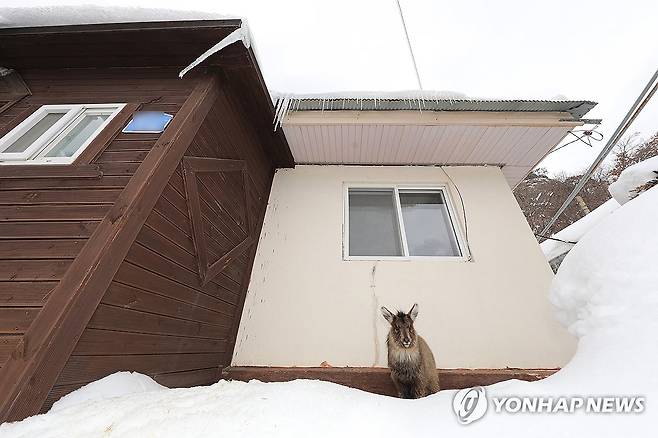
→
(232, 165, 576, 369)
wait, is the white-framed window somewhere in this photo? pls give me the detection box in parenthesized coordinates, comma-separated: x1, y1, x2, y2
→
(0, 103, 125, 165)
(344, 184, 467, 260)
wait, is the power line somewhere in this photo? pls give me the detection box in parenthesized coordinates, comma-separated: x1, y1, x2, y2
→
(535, 235, 577, 245)
(395, 0, 423, 90)
(539, 67, 658, 237)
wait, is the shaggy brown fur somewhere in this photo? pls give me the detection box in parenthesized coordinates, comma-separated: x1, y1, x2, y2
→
(381, 304, 440, 398)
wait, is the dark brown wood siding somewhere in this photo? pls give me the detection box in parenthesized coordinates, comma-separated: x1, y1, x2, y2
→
(46, 83, 275, 409)
(0, 68, 196, 372)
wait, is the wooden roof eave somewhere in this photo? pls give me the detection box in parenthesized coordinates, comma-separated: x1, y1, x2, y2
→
(0, 20, 294, 169)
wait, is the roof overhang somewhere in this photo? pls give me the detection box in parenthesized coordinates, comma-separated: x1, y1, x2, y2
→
(0, 20, 248, 69)
(0, 20, 294, 167)
(277, 96, 597, 187)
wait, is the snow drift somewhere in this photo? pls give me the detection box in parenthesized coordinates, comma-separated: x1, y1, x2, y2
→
(609, 155, 658, 205)
(540, 198, 620, 261)
(1, 190, 657, 437)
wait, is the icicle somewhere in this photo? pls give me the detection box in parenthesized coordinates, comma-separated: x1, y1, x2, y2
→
(273, 94, 293, 131)
(179, 24, 251, 78)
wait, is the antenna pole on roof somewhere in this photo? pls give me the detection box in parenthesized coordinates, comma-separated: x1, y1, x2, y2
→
(395, 0, 423, 90)
(539, 67, 658, 237)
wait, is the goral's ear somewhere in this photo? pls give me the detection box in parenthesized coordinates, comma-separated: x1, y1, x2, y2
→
(408, 303, 419, 322)
(381, 306, 394, 325)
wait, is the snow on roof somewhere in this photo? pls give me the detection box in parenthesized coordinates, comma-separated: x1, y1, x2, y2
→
(0, 5, 232, 28)
(272, 92, 597, 128)
(608, 155, 658, 205)
(540, 198, 620, 261)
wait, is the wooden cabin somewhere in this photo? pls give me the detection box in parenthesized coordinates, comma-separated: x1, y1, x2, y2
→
(0, 17, 598, 423)
(0, 20, 292, 421)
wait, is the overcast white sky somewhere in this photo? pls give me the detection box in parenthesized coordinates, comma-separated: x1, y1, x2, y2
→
(3, 0, 658, 175)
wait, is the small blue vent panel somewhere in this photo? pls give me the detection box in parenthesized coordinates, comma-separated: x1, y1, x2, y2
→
(122, 111, 173, 133)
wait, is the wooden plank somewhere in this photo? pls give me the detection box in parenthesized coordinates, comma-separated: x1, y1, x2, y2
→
(136, 225, 198, 272)
(87, 304, 229, 339)
(113, 263, 234, 316)
(124, 243, 240, 302)
(181, 157, 245, 173)
(153, 194, 192, 236)
(0, 308, 40, 334)
(0, 282, 56, 306)
(105, 140, 156, 151)
(0, 176, 131, 190)
(97, 162, 141, 176)
(144, 209, 195, 254)
(0, 205, 110, 221)
(197, 183, 248, 247)
(0, 260, 71, 281)
(74, 103, 139, 164)
(140, 216, 244, 289)
(0, 74, 221, 422)
(95, 150, 150, 163)
(222, 367, 560, 396)
(0, 336, 23, 364)
(102, 282, 230, 326)
(0, 221, 97, 239)
(198, 171, 249, 232)
(75, 329, 227, 355)
(58, 353, 223, 385)
(182, 158, 209, 283)
(0, 189, 121, 205)
(154, 367, 220, 388)
(0, 165, 102, 179)
(0, 240, 84, 259)
(204, 237, 254, 286)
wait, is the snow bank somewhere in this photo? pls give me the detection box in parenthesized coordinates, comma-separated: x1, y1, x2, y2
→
(50, 372, 166, 413)
(549, 186, 658, 338)
(540, 198, 620, 261)
(608, 155, 658, 204)
(2, 189, 657, 437)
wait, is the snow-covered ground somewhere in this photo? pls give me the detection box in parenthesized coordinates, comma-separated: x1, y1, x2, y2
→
(2, 186, 657, 436)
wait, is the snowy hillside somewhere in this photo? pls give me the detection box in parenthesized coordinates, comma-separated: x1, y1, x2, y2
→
(1, 183, 656, 436)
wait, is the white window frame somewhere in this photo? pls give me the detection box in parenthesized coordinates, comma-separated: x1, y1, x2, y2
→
(0, 103, 126, 165)
(343, 183, 469, 261)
